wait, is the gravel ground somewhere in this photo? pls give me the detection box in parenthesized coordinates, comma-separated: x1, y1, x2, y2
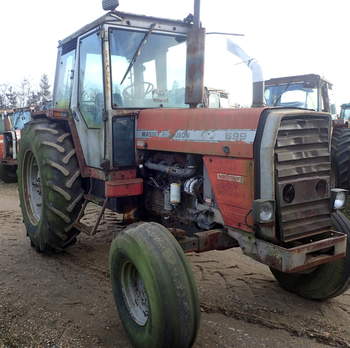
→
(1, 181, 350, 347)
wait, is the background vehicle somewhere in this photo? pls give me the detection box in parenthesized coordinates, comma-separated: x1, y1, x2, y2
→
(17, 1, 350, 347)
(263, 74, 350, 189)
(264, 74, 336, 115)
(0, 108, 31, 182)
(204, 87, 230, 108)
(340, 103, 350, 124)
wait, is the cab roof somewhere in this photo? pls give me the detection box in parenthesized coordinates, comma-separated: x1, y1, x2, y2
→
(265, 74, 333, 89)
(59, 11, 191, 47)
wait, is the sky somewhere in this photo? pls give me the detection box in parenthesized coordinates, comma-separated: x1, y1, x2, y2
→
(0, 0, 349, 108)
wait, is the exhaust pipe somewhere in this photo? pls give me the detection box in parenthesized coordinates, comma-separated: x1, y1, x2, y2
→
(226, 39, 264, 107)
(193, 0, 201, 28)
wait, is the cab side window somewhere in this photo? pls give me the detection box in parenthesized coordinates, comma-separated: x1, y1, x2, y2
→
(54, 44, 76, 109)
(79, 31, 104, 128)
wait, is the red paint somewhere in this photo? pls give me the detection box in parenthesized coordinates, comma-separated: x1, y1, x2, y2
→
(137, 108, 265, 158)
(203, 156, 254, 232)
(105, 178, 143, 197)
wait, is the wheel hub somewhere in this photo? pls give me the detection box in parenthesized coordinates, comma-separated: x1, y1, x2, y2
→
(121, 261, 149, 326)
(24, 151, 43, 225)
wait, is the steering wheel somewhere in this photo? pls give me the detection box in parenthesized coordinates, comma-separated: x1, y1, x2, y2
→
(122, 82, 154, 100)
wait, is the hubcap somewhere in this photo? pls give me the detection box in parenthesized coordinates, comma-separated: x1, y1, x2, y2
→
(121, 261, 149, 326)
(23, 151, 43, 225)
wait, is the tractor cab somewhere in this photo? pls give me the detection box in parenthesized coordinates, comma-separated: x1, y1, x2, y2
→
(53, 9, 203, 169)
(340, 103, 350, 122)
(264, 74, 336, 116)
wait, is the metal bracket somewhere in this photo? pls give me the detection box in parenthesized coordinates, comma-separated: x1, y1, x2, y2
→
(73, 179, 109, 236)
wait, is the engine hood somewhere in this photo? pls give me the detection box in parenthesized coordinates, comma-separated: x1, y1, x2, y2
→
(136, 107, 266, 158)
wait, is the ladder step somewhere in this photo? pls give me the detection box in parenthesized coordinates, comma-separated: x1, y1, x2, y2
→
(73, 221, 94, 235)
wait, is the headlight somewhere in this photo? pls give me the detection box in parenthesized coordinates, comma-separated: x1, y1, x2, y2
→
(253, 200, 275, 223)
(331, 189, 347, 210)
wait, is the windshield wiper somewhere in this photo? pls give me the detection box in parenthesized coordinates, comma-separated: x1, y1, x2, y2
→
(120, 23, 156, 85)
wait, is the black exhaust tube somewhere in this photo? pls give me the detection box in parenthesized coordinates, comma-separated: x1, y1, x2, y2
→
(145, 154, 197, 179)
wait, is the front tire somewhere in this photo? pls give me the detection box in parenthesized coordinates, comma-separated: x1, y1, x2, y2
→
(18, 120, 84, 253)
(109, 222, 200, 348)
(0, 163, 17, 183)
(270, 211, 350, 300)
(332, 127, 350, 189)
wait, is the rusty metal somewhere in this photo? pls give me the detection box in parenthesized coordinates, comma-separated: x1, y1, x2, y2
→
(265, 74, 333, 89)
(32, 109, 69, 120)
(229, 229, 347, 273)
(105, 178, 143, 197)
(333, 119, 347, 128)
(179, 229, 238, 253)
(193, 0, 201, 28)
(185, 27, 205, 107)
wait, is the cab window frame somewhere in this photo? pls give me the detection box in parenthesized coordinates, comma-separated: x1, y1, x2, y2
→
(77, 27, 106, 129)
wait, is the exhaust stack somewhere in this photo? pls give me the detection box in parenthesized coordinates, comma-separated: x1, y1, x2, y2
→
(227, 39, 264, 107)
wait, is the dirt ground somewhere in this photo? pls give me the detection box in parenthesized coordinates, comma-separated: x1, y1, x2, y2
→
(1, 182, 350, 347)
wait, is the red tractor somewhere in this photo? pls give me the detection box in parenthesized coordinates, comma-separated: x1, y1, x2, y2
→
(0, 108, 32, 182)
(18, 1, 350, 347)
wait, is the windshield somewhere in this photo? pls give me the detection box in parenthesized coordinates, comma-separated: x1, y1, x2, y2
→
(109, 28, 187, 109)
(264, 83, 318, 110)
(341, 108, 350, 121)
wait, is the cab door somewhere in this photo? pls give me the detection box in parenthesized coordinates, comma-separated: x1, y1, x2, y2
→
(70, 29, 105, 169)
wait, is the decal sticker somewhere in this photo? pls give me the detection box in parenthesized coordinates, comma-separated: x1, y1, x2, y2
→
(217, 173, 245, 184)
(136, 129, 256, 144)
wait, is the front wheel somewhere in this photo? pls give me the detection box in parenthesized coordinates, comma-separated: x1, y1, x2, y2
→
(0, 163, 17, 183)
(270, 211, 350, 300)
(109, 222, 200, 348)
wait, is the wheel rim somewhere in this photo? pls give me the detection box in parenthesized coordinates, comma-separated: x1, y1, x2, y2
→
(121, 261, 150, 326)
(23, 151, 43, 225)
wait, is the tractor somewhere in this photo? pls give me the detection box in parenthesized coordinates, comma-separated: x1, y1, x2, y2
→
(0, 108, 32, 182)
(264, 73, 336, 115)
(17, 1, 350, 347)
(264, 74, 350, 189)
(340, 103, 350, 124)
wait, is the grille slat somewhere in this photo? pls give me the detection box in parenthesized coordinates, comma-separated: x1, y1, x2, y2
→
(278, 118, 329, 130)
(276, 162, 331, 178)
(280, 200, 330, 222)
(275, 115, 332, 242)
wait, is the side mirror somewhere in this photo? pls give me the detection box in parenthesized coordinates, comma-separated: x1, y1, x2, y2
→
(102, 0, 119, 11)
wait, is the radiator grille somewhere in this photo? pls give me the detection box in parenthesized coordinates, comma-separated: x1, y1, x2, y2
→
(275, 115, 332, 242)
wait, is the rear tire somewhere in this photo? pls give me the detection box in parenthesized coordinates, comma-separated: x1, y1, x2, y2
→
(109, 222, 200, 348)
(270, 211, 350, 300)
(332, 127, 350, 189)
(0, 163, 17, 183)
(18, 119, 84, 253)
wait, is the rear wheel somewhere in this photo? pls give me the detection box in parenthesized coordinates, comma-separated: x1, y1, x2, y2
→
(0, 163, 17, 183)
(332, 127, 350, 189)
(18, 120, 84, 253)
(270, 211, 350, 300)
(109, 222, 200, 348)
